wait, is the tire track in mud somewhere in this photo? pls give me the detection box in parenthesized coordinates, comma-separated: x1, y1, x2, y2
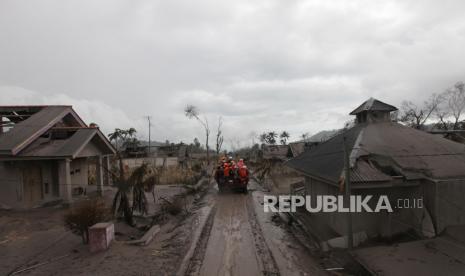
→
(184, 205, 217, 276)
(245, 194, 280, 276)
(183, 186, 280, 276)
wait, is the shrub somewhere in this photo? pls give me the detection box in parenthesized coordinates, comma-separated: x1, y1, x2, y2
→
(159, 167, 199, 185)
(64, 199, 109, 244)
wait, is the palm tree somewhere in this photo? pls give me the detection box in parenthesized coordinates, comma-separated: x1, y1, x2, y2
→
(259, 133, 267, 144)
(108, 128, 123, 150)
(279, 131, 290, 145)
(108, 127, 138, 185)
(112, 163, 153, 226)
(126, 127, 137, 138)
(301, 132, 310, 142)
(267, 131, 278, 145)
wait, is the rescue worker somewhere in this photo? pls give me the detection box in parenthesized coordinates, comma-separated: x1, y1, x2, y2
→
(237, 158, 245, 168)
(231, 159, 240, 179)
(238, 161, 249, 185)
(223, 160, 231, 178)
(215, 157, 226, 184)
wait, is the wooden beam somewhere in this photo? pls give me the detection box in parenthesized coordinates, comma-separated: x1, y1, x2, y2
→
(50, 126, 91, 130)
(0, 114, 32, 118)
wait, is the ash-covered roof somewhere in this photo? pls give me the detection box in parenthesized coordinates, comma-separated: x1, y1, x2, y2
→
(287, 125, 361, 183)
(0, 106, 78, 155)
(350, 97, 398, 115)
(287, 122, 465, 185)
(17, 129, 114, 158)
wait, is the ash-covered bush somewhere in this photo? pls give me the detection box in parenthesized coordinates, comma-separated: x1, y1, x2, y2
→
(161, 197, 184, 216)
(64, 199, 109, 244)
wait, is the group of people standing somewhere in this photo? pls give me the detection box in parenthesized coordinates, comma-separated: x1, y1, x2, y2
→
(214, 156, 250, 185)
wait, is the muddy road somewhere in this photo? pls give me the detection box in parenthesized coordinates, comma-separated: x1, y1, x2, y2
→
(184, 181, 326, 276)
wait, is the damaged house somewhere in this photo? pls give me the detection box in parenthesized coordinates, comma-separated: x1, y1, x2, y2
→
(287, 98, 465, 239)
(0, 106, 115, 208)
(261, 144, 290, 161)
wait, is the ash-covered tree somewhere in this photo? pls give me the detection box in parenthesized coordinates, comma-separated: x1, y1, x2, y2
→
(185, 105, 211, 164)
(112, 163, 158, 226)
(435, 82, 465, 130)
(108, 127, 140, 180)
(216, 116, 224, 155)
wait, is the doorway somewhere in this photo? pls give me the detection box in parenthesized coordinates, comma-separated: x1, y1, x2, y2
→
(23, 164, 43, 206)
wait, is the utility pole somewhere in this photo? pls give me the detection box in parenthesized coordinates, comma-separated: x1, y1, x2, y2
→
(146, 116, 152, 157)
(343, 134, 353, 249)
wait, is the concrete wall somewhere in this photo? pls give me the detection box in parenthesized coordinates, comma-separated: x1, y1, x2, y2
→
(70, 158, 88, 188)
(40, 161, 59, 200)
(304, 176, 423, 238)
(434, 179, 465, 233)
(165, 157, 178, 167)
(0, 160, 61, 208)
(122, 157, 178, 169)
(0, 161, 23, 208)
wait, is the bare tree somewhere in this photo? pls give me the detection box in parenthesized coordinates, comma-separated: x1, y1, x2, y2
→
(185, 105, 211, 164)
(248, 131, 257, 146)
(215, 116, 224, 155)
(433, 82, 465, 130)
(400, 93, 443, 129)
(446, 82, 465, 129)
(229, 138, 242, 153)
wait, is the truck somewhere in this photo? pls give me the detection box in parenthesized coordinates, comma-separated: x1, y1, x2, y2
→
(214, 165, 249, 193)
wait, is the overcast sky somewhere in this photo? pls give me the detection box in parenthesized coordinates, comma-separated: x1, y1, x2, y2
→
(1, 0, 464, 148)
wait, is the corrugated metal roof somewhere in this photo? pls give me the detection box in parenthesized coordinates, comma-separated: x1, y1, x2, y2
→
(0, 106, 75, 155)
(350, 160, 392, 183)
